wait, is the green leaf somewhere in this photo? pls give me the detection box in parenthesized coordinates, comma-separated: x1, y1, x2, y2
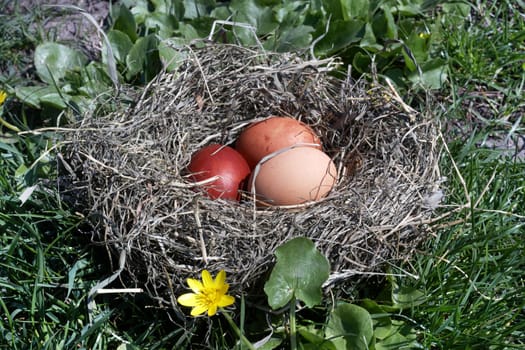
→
(375, 320, 419, 350)
(375, 332, 416, 350)
(116, 343, 140, 350)
(14, 164, 29, 178)
(393, 3, 423, 16)
(210, 5, 231, 20)
(360, 299, 393, 340)
(151, 0, 184, 20)
(325, 303, 374, 350)
(340, 0, 369, 20)
(15, 85, 68, 109)
(270, 25, 314, 52)
(441, 2, 470, 26)
(158, 38, 187, 72)
(264, 237, 330, 309)
(112, 4, 138, 42)
(315, 19, 364, 56)
(180, 17, 216, 39)
(66, 259, 89, 299)
(352, 51, 372, 73)
(183, 0, 216, 19)
(401, 43, 418, 72)
(39, 92, 68, 109)
(229, 0, 279, 35)
(125, 34, 161, 81)
(80, 62, 114, 96)
(408, 58, 448, 89)
(391, 282, 426, 309)
(360, 22, 382, 51)
(381, 5, 398, 39)
(34, 42, 87, 85)
(105, 30, 134, 64)
(298, 327, 337, 350)
(129, 0, 150, 24)
(177, 23, 201, 40)
(405, 30, 430, 64)
(145, 12, 178, 39)
(256, 337, 283, 350)
(322, 0, 344, 21)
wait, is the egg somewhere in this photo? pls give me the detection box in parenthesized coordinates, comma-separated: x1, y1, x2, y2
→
(187, 144, 251, 201)
(236, 116, 322, 169)
(249, 146, 338, 206)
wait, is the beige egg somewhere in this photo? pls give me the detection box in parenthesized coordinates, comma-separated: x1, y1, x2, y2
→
(249, 146, 338, 206)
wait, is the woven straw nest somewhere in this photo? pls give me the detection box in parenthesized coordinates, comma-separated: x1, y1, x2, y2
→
(62, 42, 442, 312)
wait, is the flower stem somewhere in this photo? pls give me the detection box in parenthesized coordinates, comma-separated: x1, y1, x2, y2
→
(222, 310, 256, 350)
(289, 295, 297, 350)
(0, 115, 21, 133)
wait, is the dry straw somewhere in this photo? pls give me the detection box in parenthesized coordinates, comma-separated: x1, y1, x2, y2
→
(62, 42, 442, 313)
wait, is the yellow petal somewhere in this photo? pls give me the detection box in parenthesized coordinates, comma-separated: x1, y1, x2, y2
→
(207, 304, 218, 316)
(217, 283, 229, 294)
(215, 270, 226, 286)
(217, 294, 235, 308)
(187, 278, 204, 293)
(201, 270, 213, 288)
(177, 293, 199, 307)
(190, 305, 208, 317)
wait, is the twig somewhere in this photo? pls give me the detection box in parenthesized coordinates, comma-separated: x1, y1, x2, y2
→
(193, 198, 208, 264)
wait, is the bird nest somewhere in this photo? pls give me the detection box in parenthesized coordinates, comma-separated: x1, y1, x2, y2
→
(62, 42, 442, 312)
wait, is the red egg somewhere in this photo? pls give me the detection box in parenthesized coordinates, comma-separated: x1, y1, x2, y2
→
(236, 116, 322, 169)
(187, 144, 251, 201)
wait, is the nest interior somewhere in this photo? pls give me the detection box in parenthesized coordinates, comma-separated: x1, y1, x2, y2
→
(63, 42, 441, 312)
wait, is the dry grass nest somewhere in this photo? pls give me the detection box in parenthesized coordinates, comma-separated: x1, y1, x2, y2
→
(62, 42, 443, 313)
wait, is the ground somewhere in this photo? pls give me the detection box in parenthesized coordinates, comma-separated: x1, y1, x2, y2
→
(6, 0, 109, 59)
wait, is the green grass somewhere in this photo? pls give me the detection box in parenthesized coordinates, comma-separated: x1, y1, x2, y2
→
(393, 1, 525, 347)
(444, 1, 525, 87)
(398, 141, 525, 348)
(0, 132, 99, 348)
(1, 0, 525, 348)
(0, 134, 193, 347)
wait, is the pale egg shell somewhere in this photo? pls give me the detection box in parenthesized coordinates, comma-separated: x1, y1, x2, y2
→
(249, 147, 338, 206)
(236, 116, 322, 169)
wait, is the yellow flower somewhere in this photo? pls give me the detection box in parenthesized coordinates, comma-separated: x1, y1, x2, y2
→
(177, 270, 235, 317)
(0, 90, 6, 106)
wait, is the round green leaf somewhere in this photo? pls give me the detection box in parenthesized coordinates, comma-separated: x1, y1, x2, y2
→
(325, 303, 374, 350)
(34, 42, 87, 84)
(264, 237, 330, 309)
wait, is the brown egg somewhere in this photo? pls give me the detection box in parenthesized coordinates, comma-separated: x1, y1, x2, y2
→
(236, 116, 322, 169)
(249, 146, 338, 206)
